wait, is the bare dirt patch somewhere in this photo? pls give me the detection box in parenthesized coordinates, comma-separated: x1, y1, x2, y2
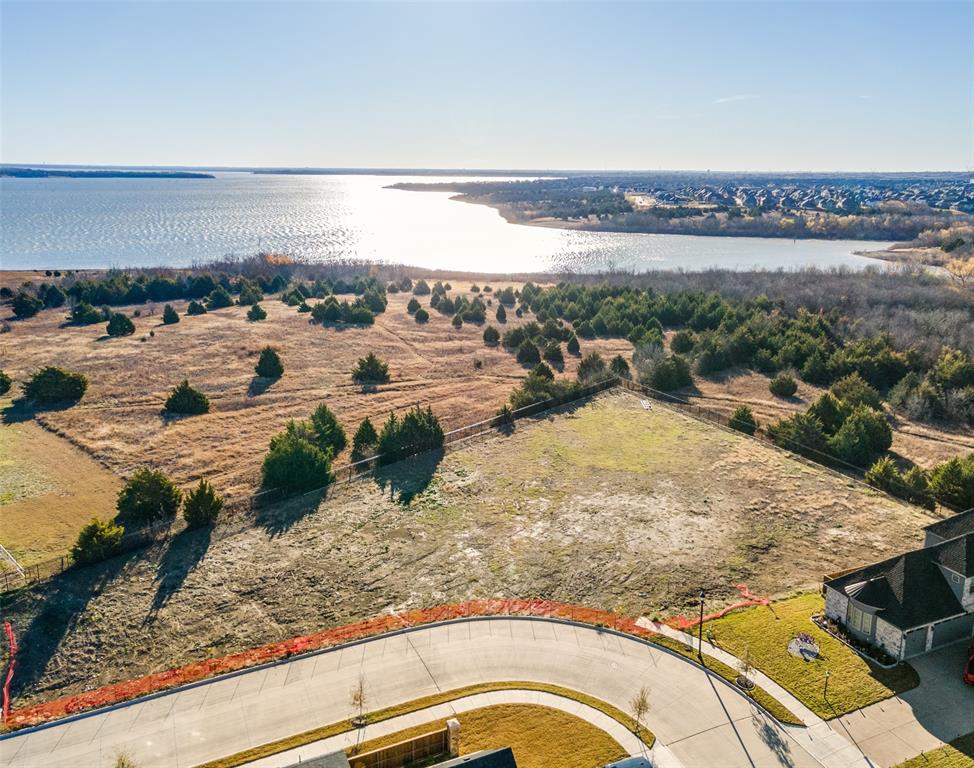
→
(3, 391, 933, 708)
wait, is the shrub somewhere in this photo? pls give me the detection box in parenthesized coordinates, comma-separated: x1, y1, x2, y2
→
(206, 286, 233, 309)
(516, 340, 541, 366)
(71, 302, 104, 324)
(237, 281, 263, 306)
(165, 380, 210, 415)
(386, 282, 399, 294)
(106, 312, 136, 337)
(670, 330, 694, 354)
(247, 303, 267, 321)
(117, 468, 182, 524)
(496, 304, 507, 323)
(183, 479, 224, 527)
(413, 279, 431, 295)
(351, 417, 379, 462)
(452, 314, 463, 328)
(544, 342, 564, 367)
(902, 466, 936, 511)
(577, 352, 608, 384)
(415, 307, 429, 323)
(255, 346, 284, 378)
(729, 405, 758, 435)
(498, 287, 516, 306)
(311, 403, 347, 454)
(471, 284, 480, 293)
(407, 297, 421, 314)
(0, 371, 11, 396)
(162, 304, 180, 324)
(609, 354, 630, 379)
(186, 300, 207, 316)
(11, 292, 43, 318)
(769, 372, 798, 398)
(807, 393, 849, 435)
(865, 456, 901, 494)
(262, 432, 332, 493)
(644, 355, 693, 392)
(377, 406, 444, 464)
(43, 285, 67, 308)
(531, 362, 555, 381)
(71, 518, 124, 566)
(22, 366, 88, 404)
(831, 372, 882, 410)
(929, 455, 974, 510)
(767, 412, 827, 460)
(352, 352, 390, 386)
(483, 325, 501, 346)
(566, 334, 580, 355)
(827, 406, 892, 467)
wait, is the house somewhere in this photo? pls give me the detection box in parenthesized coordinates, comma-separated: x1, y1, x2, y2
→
(823, 509, 974, 660)
(432, 748, 518, 768)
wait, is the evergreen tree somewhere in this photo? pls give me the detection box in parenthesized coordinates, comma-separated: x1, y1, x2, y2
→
(162, 304, 180, 324)
(255, 346, 284, 378)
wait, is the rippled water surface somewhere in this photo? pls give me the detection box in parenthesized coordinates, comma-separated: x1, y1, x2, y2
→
(1, 173, 892, 272)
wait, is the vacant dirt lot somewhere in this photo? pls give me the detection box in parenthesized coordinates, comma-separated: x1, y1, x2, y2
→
(3, 391, 934, 708)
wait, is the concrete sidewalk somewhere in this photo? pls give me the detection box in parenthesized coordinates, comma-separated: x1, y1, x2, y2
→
(1, 617, 825, 768)
(637, 619, 870, 768)
(242, 688, 680, 768)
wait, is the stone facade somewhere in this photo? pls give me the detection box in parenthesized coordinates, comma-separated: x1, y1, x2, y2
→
(824, 586, 849, 624)
(873, 616, 904, 659)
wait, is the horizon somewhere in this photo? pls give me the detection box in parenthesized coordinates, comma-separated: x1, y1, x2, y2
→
(3, 1, 972, 171)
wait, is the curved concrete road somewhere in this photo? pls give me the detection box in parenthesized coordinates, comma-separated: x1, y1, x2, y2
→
(2, 617, 847, 768)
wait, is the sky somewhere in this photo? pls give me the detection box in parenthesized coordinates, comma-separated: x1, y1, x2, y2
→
(2, 1, 972, 172)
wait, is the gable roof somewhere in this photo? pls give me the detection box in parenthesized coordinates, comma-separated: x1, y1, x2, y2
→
(825, 532, 972, 630)
(925, 508, 974, 543)
(434, 748, 517, 768)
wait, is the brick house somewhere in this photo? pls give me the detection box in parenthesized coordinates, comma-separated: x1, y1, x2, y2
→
(823, 509, 974, 660)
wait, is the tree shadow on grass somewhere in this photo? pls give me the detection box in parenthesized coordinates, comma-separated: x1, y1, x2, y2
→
(2, 398, 80, 425)
(254, 487, 329, 538)
(373, 449, 444, 505)
(5, 549, 139, 701)
(247, 376, 275, 397)
(143, 526, 212, 625)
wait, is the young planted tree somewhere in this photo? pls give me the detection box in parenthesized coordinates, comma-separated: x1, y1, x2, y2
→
(183, 479, 224, 527)
(495, 304, 507, 323)
(255, 346, 284, 378)
(117, 468, 182, 524)
(516, 340, 541, 366)
(165, 380, 210, 415)
(577, 352, 609, 384)
(352, 352, 390, 386)
(162, 304, 180, 324)
(71, 302, 105, 324)
(0, 370, 11, 396)
(206, 286, 233, 309)
(407, 297, 421, 314)
(483, 325, 501, 346)
(629, 685, 651, 737)
(186, 300, 207, 316)
(566, 334, 580, 356)
(377, 407, 444, 464)
(414, 307, 429, 323)
(71, 518, 125, 566)
(544, 342, 564, 368)
(412, 279, 431, 295)
(11, 292, 43, 318)
(107, 312, 136, 337)
(247, 303, 267, 321)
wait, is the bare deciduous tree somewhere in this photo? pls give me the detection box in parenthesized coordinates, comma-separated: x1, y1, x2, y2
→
(629, 684, 651, 735)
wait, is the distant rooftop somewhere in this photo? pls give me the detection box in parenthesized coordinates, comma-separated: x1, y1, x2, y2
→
(924, 508, 974, 542)
(434, 748, 518, 768)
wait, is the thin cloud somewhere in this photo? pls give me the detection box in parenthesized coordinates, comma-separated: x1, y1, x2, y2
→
(713, 94, 760, 105)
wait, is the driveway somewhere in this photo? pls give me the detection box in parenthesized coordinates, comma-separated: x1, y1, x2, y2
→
(831, 640, 974, 767)
(1, 617, 826, 768)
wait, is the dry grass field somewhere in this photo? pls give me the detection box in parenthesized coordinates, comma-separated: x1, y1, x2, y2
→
(2, 391, 935, 708)
(0, 286, 629, 501)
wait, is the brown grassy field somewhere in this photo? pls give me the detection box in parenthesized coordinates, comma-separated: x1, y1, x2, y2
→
(2, 391, 935, 708)
(0, 286, 629, 503)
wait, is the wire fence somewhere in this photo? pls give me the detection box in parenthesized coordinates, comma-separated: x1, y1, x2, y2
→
(0, 377, 617, 594)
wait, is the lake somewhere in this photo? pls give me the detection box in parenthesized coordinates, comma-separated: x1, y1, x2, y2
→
(0, 173, 893, 272)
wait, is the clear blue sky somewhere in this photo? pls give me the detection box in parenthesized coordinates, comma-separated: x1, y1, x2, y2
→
(2, 1, 971, 171)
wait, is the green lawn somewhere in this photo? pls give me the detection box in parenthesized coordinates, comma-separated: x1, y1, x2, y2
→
(896, 732, 974, 768)
(702, 593, 919, 719)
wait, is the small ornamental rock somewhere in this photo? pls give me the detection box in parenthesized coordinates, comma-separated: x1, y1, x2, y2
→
(787, 632, 820, 661)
